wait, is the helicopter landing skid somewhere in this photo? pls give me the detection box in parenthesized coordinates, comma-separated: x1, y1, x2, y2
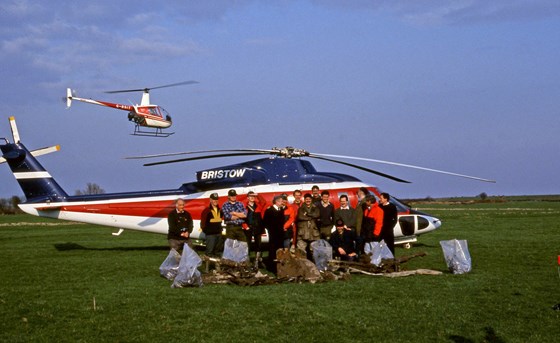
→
(131, 125, 174, 138)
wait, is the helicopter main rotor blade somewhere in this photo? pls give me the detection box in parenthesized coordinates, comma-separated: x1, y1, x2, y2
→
(105, 80, 199, 94)
(127, 148, 275, 160)
(143, 152, 269, 167)
(310, 152, 496, 183)
(105, 89, 146, 94)
(133, 145, 493, 182)
(310, 155, 411, 183)
(149, 80, 199, 91)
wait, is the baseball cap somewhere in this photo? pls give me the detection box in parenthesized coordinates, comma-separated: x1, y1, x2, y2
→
(210, 193, 219, 200)
(228, 189, 237, 196)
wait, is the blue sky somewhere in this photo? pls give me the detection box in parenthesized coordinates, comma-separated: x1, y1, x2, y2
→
(1, 1, 559, 199)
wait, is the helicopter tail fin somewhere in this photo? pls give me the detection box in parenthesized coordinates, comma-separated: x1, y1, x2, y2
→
(66, 88, 73, 108)
(1, 117, 68, 202)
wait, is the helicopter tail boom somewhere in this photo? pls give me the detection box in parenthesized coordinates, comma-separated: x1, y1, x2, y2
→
(65, 88, 134, 111)
(0, 117, 68, 202)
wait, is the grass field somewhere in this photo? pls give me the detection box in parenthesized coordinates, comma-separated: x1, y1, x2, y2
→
(1, 200, 559, 342)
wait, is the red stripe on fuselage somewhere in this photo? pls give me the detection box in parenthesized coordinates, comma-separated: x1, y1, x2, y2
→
(52, 186, 401, 219)
(96, 100, 133, 111)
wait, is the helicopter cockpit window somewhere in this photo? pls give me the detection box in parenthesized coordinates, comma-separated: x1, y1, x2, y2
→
(417, 216, 430, 231)
(149, 107, 162, 117)
(160, 107, 170, 117)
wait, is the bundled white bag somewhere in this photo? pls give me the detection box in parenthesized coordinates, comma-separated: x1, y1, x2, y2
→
(172, 243, 203, 288)
(440, 239, 472, 274)
(310, 239, 332, 271)
(364, 240, 394, 266)
(222, 238, 249, 263)
(159, 248, 181, 280)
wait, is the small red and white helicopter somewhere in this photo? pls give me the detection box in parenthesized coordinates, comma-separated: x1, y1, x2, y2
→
(1, 117, 494, 248)
(65, 81, 198, 137)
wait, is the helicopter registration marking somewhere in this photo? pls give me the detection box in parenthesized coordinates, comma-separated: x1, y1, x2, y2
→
(200, 168, 247, 180)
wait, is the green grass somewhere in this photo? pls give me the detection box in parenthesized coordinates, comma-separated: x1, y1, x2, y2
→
(1, 200, 559, 342)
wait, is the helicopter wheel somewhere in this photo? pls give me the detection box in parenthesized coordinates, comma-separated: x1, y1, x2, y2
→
(402, 243, 412, 249)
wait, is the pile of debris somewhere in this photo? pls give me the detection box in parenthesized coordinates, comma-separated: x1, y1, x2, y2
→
(328, 252, 430, 275)
(201, 257, 277, 286)
(276, 248, 350, 283)
(160, 242, 441, 287)
(196, 249, 436, 286)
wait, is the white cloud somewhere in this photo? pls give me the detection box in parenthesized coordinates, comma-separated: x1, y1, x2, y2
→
(312, 0, 560, 25)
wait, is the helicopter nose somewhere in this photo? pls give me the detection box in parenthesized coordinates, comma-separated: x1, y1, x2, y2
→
(417, 214, 442, 233)
(432, 217, 442, 229)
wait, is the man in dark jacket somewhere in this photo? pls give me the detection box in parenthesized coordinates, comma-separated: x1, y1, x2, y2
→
(167, 198, 193, 252)
(379, 192, 398, 256)
(329, 219, 357, 261)
(200, 193, 223, 257)
(244, 191, 267, 252)
(263, 195, 285, 273)
(334, 194, 356, 231)
(315, 190, 335, 240)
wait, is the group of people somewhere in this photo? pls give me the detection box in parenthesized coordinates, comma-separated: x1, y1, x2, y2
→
(166, 186, 399, 272)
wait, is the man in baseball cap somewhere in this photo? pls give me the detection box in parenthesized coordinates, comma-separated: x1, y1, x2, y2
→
(330, 219, 357, 261)
(222, 189, 247, 242)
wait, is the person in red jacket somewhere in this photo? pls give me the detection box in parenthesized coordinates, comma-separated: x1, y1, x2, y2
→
(290, 189, 303, 248)
(358, 194, 384, 254)
(281, 194, 296, 248)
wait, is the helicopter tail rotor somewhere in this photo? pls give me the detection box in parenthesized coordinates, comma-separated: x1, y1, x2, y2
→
(65, 88, 73, 108)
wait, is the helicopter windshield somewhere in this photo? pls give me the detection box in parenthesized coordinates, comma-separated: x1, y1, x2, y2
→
(159, 107, 170, 116)
(158, 106, 169, 116)
(148, 107, 162, 118)
(159, 107, 171, 122)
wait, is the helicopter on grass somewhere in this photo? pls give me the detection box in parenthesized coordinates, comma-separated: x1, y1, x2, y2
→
(0, 117, 494, 248)
(65, 81, 198, 137)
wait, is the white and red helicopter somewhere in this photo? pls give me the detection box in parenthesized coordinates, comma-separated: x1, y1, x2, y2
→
(0, 117, 494, 248)
(65, 81, 198, 137)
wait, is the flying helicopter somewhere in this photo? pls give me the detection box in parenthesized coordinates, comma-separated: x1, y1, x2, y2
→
(65, 81, 198, 137)
(1, 117, 494, 248)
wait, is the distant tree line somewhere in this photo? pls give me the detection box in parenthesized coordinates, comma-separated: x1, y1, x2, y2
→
(0, 183, 105, 215)
(0, 196, 23, 214)
(75, 183, 105, 196)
